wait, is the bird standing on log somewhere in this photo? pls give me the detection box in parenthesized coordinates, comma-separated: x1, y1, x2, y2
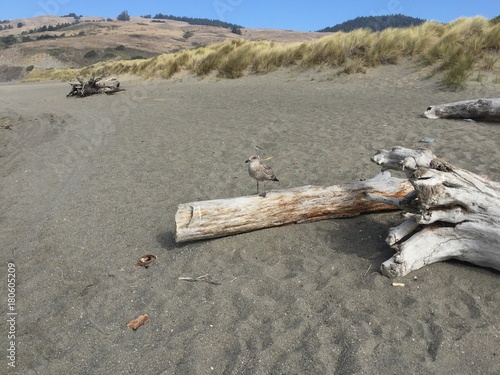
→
(245, 155, 279, 197)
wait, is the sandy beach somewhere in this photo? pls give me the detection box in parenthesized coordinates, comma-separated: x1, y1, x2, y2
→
(1, 65, 499, 374)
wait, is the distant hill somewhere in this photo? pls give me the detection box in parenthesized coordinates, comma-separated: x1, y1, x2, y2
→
(318, 14, 426, 33)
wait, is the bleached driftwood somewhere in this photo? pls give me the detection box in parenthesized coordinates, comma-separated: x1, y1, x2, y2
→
(67, 76, 120, 97)
(368, 147, 500, 277)
(175, 172, 413, 242)
(424, 98, 500, 122)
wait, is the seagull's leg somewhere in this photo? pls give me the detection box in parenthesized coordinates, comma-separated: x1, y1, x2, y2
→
(259, 182, 267, 198)
(256, 181, 259, 195)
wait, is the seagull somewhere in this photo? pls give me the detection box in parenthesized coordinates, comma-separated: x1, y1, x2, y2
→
(245, 155, 279, 197)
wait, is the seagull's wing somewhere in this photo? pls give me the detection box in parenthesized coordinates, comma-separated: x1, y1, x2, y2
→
(262, 163, 276, 178)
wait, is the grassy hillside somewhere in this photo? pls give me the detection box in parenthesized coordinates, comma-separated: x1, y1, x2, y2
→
(25, 17, 500, 90)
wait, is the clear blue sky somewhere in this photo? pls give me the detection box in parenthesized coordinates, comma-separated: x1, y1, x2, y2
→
(1, 0, 499, 31)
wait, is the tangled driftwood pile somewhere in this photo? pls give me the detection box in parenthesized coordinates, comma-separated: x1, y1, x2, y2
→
(368, 147, 500, 277)
(67, 76, 120, 97)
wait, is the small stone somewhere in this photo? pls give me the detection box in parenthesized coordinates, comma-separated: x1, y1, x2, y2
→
(419, 137, 434, 143)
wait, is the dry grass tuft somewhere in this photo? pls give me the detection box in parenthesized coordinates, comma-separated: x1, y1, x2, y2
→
(342, 57, 367, 74)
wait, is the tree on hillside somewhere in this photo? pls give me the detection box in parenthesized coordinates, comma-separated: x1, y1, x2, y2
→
(63, 13, 80, 19)
(153, 13, 243, 29)
(318, 14, 426, 33)
(117, 10, 130, 21)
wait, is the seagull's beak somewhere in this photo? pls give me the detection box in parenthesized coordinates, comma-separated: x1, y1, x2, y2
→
(245, 159, 250, 163)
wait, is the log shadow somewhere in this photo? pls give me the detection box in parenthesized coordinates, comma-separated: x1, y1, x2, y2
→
(327, 213, 500, 277)
(156, 230, 204, 251)
(156, 231, 184, 250)
(324, 212, 400, 266)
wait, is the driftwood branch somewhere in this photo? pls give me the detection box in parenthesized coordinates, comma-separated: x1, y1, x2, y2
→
(67, 76, 121, 97)
(175, 172, 413, 242)
(368, 147, 500, 277)
(423, 98, 500, 122)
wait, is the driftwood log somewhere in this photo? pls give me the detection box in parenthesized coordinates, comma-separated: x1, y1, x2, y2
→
(67, 76, 120, 97)
(368, 147, 500, 277)
(424, 98, 500, 122)
(175, 172, 413, 242)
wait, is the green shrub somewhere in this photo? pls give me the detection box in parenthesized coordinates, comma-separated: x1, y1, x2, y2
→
(231, 27, 242, 35)
(84, 50, 98, 59)
(1, 35, 18, 47)
(117, 10, 130, 21)
(103, 52, 116, 59)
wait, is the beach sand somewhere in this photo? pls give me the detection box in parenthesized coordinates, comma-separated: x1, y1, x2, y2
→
(1, 65, 499, 374)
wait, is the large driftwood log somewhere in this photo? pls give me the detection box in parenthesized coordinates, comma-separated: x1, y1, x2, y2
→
(368, 147, 500, 277)
(175, 172, 413, 242)
(423, 98, 500, 122)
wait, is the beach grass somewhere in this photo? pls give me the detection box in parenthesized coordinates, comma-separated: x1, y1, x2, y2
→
(24, 16, 500, 90)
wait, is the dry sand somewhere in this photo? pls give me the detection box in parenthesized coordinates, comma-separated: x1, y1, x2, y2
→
(1, 65, 499, 374)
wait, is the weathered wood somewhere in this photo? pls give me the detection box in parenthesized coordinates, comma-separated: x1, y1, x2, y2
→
(67, 76, 120, 97)
(175, 172, 413, 243)
(423, 98, 500, 122)
(369, 147, 500, 277)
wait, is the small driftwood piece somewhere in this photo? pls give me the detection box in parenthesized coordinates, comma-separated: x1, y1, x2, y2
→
(423, 98, 500, 122)
(175, 172, 413, 242)
(67, 76, 120, 97)
(127, 314, 149, 331)
(368, 147, 500, 277)
(178, 274, 222, 285)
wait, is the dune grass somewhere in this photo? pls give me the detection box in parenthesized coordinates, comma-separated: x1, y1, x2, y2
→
(25, 17, 500, 90)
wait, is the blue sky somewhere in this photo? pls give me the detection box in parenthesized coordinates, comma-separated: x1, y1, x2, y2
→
(1, 0, 499, 31)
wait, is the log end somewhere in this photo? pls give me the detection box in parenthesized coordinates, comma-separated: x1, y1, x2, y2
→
(380, 257, 406, 278)
(423, 106, 439, 119)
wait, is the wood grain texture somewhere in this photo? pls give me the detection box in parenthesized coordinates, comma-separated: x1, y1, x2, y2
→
(175, 172, 413, 242)
(370, 147, 500, 277)
(424, 98, 500, 122)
